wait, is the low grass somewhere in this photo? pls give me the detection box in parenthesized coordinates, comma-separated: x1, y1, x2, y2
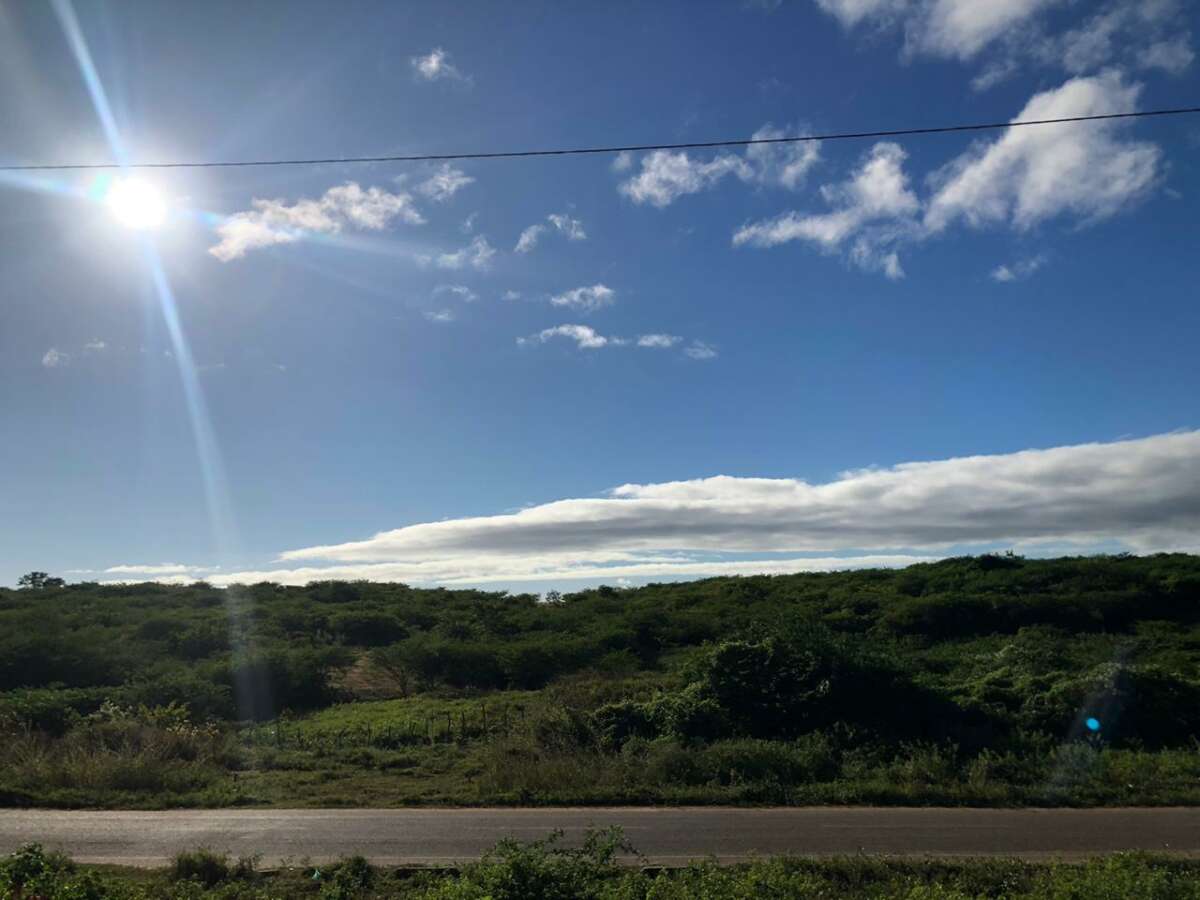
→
(5, 836, 1200, 899)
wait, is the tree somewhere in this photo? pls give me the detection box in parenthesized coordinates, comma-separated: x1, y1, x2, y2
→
(17, 572, 65, 590)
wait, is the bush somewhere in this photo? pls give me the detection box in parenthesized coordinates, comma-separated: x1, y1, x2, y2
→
(170, 848, 232, 887)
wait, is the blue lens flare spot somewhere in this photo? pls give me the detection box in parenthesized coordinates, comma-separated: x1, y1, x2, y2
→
(1085, 717, 1101, 732)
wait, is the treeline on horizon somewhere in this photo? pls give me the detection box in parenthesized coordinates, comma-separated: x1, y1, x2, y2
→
(2, 552, 1198, 745)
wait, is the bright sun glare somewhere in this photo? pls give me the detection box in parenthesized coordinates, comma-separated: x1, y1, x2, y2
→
(106, 178, 167, 230)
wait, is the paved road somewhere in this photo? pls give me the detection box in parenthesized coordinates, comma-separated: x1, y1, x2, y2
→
(1, 808, 1197, 867)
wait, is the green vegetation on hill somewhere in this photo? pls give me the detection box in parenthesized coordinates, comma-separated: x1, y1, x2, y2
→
(1, 553, 1198, 808)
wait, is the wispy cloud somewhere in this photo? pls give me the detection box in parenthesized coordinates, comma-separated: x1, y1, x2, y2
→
(418, 164, 474, 202)
(432, 235, 496, 271)
(637, 333, 682, 348)
(103, 563, 206, 576)
(42, 348, 69, 368)
(425, 309, 455, 324)
(411, 47, 470, 83)
(684, 340, 719, 360)
(549, 283, 614, 312)
(83, 339, 107, 352)
(434, 284, 478, 302)
(514, 213, 587, 253)
(210, 182, 424, 261)
(991, 254, 1048, 282)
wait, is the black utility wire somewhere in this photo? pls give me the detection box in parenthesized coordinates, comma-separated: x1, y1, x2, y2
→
(3, 106, 1198, 172)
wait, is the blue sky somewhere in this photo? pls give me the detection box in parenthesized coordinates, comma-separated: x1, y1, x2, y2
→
(2, 0, 1198, 590)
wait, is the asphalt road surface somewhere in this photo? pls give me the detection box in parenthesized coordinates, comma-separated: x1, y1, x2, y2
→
(2, 808, 1197, 867)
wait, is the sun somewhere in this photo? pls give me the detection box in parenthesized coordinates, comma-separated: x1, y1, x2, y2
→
(106, 177, 167, 230)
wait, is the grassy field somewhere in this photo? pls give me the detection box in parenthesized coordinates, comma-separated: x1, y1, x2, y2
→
(2, 554, 1199, 809)
(6, 837, 1200, 899)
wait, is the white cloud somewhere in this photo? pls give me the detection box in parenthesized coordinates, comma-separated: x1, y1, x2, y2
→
(104, 563, 204, 576)
(411, 47, 469, 83)
(171, 429, 1200, 586)
(82, 339, 106, 352)
(514, 224, 545, 253)
(734, 141, 918, 276)
(620, 150, 751, 207)
(546, 213, 587, 241)
(502, 290, 522, 301)
(815, 0, 1193, 86)
(815, 0, 1058, 60)
(990, 254, 1047, 282)
(461, 212, 479, 233)
(925, 72, 1160, 232)
(745, 124, 821, 189)
(518, 324, 613, 350)
(435, 235, 495, 271)
(515, 213, 587, 253)
(611, 151, 634, 172)
(434, 284, 478, 302)
(1140, 35, 1195, 74)
(637, 333, 682, 348)
(210, 182, 424, 261)
(684, 340, 719, 360)
(425, 309, 455, 323)
(417, 164, 474, 202)
(42, 348, 68, 368)
(549, 283, 615, 312)
(618, 124, 820, 207)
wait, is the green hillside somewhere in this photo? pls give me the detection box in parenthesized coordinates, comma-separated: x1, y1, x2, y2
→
(2, 553, 1198, 808)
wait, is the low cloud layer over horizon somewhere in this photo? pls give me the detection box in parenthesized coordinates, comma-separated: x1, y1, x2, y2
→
(99, 429, 1200, 589)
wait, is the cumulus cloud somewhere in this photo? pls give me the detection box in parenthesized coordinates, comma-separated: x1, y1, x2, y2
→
(161, 430, 1200, 586)
(549, 283, 615, 312)
(42, 348, 68, 368)
(814, 0, 1193, 88)
(210, 182, 424, 261)
(518, 324, 614, 350)
(637, 333, 682, 348)
(924, 72, 1159, 232)
(411, 47, 469, 83)
(734, 141, 918, 277)
(417, 164, 474, 202)
(620, 151, 750, 207)
(736, 73, 1160, 279)
(434, 235, 495, 271)
(618, 123, 820, 207)
(991, 254, 1047, 282)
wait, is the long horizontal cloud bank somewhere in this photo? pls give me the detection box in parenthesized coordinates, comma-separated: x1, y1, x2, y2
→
(138, 429, 1200, 587)
(107, 431, 1198, 587)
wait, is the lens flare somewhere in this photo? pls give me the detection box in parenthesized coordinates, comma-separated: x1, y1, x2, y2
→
(107, 178, 166, 229)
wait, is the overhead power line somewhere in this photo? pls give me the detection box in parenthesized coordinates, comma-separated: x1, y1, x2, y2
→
(3, 106, 1198, 172)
